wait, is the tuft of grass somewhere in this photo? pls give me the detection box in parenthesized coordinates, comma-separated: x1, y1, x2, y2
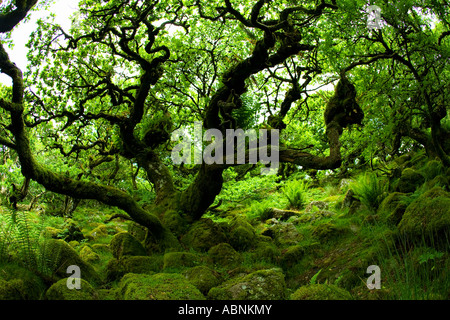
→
(350, 172, 387, 213)
(282, 179, 309, 210)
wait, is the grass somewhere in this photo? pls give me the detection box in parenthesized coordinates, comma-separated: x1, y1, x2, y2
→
(282, 179, 310, 210)
(350, 172, 387, 213)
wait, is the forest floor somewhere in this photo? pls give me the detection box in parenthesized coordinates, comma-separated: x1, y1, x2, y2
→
(0, 151, 449, 300)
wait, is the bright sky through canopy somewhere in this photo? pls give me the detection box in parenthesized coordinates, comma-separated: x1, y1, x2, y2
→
(0, 0, 80, 85)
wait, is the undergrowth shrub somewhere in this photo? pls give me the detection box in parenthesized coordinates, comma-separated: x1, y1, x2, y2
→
(350, 172, 387, 212)
(282, 179, 309, 210)
(0, 210, 51, 277)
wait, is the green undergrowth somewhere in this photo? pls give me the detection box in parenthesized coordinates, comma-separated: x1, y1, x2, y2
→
(0, 157, 449, 300)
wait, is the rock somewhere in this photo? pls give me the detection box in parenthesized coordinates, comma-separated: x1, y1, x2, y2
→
(208, 243, 242, 268)
(280, 245, 305, 268)
(398, 187, 450, 243)
(251, 241, 280, 264)
(118, 273, 205, 300)
(162, 210, 188, 236)
(110, 232, 147, 259)
(181, 218, 227, 251)
(0, 264, 46, 300)
(229, 217, 257, 251)
(144, 228, 182, 254)
(312, 222, 348, 242)
(105, 256, 162, 282)
(397, 168, 425, 193)
(342, 189, 357, 208)
(59, 219, 85, 242)
(45, 278, 98, 300)
(42, 239, 101, 285)
(163, 252, 202, 271)
(290, 284, 352, 300)
(263, 221, 302, 247)
(207, 269, 286, 300)
(86, 224, 109, 241)
(128, 221, 148, 242)
(377, 192, 407, 224)
(338, 179, 353, 192)
(42, 226, 63, 239)
(182, 266, 222, 295)
(79, 245, 100, 264)
(305, 201, 329, 213)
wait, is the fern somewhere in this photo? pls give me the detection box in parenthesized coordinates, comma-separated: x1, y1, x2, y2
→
(0, 209, 52, 277)
(282, 179, 309, 210)
(351, 172, 387, 212)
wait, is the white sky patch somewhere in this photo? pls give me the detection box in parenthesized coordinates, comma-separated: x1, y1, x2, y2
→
(0, 0, 80, 85)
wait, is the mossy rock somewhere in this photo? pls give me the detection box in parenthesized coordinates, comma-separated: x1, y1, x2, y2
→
(311, 221, 348, 242)
(145, 228, 182, 254)
(420, 160, 445, 181)
(397, 168, 425, 193)
(377, 192, 408, 225)
(163, 252, 202, 271)
(86, 224, 109, 241)
(229, 217, 257, 251)
(281, 245, 306, 268)
(208, 243, 242, 268)
(43, 239, 101, 285)
(128, 221, 148, 242)
(290, 284, 352, 300)
(181, 218, 227, 251)
(207, 268, 286, 300)
(398, 187, 450, 244)
(42, 226, 63, 239)
(251, 241, 280, 263)
(162, 210, 188, 236)
(425, 175, 449, 190)
(105, 256, 162, 282)
(0, 263, 46, 300)
(59, 219, 85, 242)
(45, 278, 98, 300)
(264, 221, 302, 247)
(79, 245, 100, 264)
(182, 266, 222, 295)
(110, 232, 147, 259)
(118, 273, 205, 300)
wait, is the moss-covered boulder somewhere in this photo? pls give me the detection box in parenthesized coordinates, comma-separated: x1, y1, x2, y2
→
(280, 245, 305, 268)
(229, 217, 257, 251)
(79, 245, 100, 264)
(144, 228, 182, 254)
(290, 284, 352, 300)
(377, 192, 408, 225)
(262, 221, 302, 247)
(311, 221, 348, 242)
(118, 273, 205, 300)
(181, 218, 227, 251)
(208, 269, 286, 300)
(420, 160, 445, 181)
(105, 256, 162, 282)
(397, 168, 425, 193)
(163, 252, 202, 271)
(208, 243, 242, 268)
(251, 240, 280, 264)
(128, 221, 148, 242)
(0, 264, 46, 300)
(59, 219, 85, 242)
(86, 224, 109, 241)
(45, 278, 98, 300)
(398, 187, 450, 243)
(110, 232, 147, 259)
(43, 239, 101, 285)
(162, 210, 188, 236)
(182, 266, 222, 295)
